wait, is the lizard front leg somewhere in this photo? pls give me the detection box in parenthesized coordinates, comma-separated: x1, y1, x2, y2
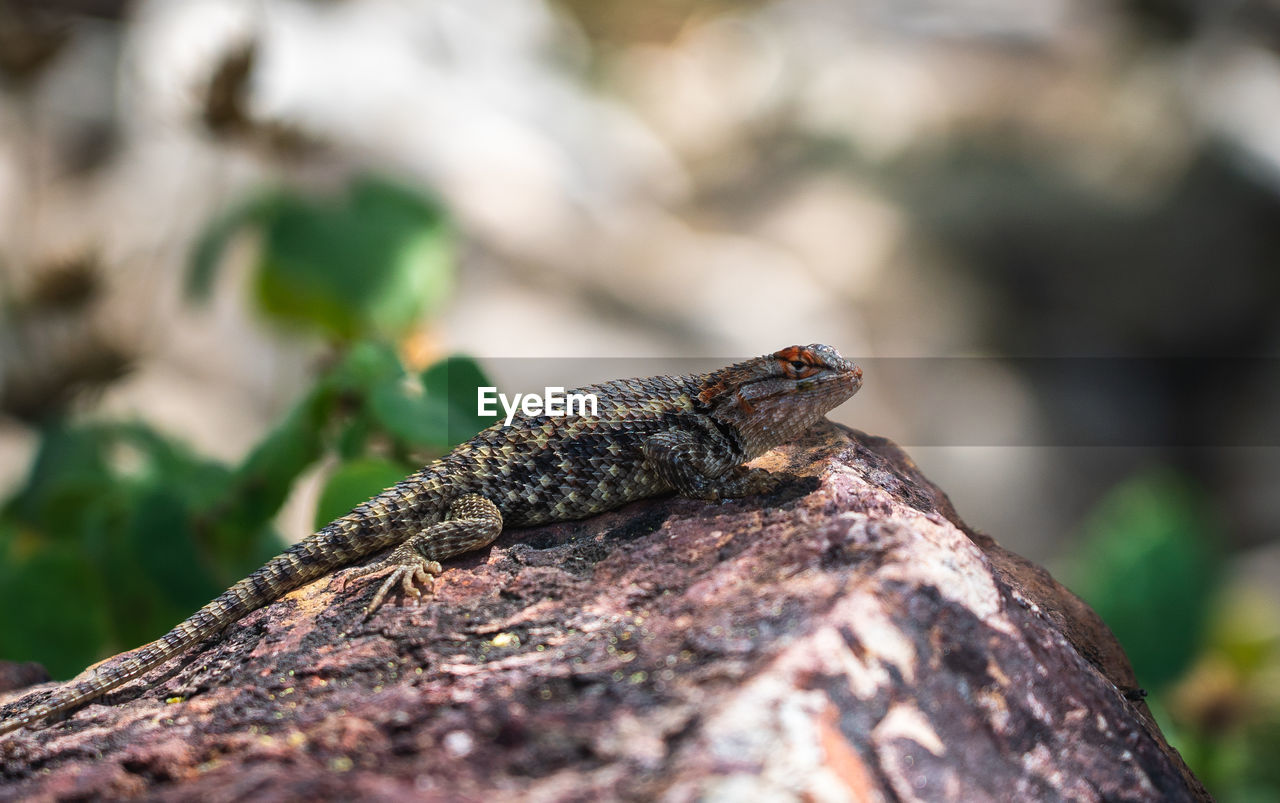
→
(348, 493, 503, 617)
(642, 430, 777, 500)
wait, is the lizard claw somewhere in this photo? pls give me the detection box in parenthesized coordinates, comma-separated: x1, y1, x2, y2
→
(348, 551, 443, 620)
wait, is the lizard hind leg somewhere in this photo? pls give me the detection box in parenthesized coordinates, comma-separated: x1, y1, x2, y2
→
(349, 493, 504, 619)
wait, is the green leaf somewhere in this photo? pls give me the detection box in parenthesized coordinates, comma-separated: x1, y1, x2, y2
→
(1061, 468, 1221, 689)
(421, 354, 497, 446)
(217, 387, 330, 552)
(6, 423, 112, 535)
(313, 458, 411, 529)
(187, 192, 279, 300)
(368, 374, 452, 449)
(375, 221, 453, 324)
(249, 176, 452, 340)
(0, 544, 110, 678)
(323, 340, 404, 394)
(361, 354, 494, 450)
(126, 487, 222, 615)
(335, 415, 372, 461)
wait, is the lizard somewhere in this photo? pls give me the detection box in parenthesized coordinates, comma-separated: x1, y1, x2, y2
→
(0, 343, 862, 737)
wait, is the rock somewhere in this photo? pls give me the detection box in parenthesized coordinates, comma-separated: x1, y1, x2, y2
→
(0, 665, 48, 698)
(0, 423, 1210, 801)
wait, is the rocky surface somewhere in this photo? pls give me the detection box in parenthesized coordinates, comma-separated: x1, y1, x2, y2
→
(0, 423, 1209, 801)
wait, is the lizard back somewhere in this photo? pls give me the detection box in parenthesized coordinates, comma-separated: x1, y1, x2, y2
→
(441, 372, 720, 526)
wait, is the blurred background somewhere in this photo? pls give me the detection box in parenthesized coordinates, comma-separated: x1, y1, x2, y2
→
(1, 0, 1277, 797)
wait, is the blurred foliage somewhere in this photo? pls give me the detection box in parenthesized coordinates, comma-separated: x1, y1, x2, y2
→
(1163, 588, 1280, 802)
(1064, 469, 1220, 689)
(0, 175, 495, 678)
(1064, 468, 1280, 800)
(190, 175, 453, 341)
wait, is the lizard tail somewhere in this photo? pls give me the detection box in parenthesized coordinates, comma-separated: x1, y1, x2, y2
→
(0, 525, 370, 737)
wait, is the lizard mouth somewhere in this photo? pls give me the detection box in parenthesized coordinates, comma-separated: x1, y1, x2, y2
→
(842, 363, 864, 393)
(810, 361, 862, 396)
(789, 364, 862, 418)
(801, 343, 862, 396)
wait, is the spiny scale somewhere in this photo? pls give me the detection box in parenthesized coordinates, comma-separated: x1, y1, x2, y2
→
(0, 344, 861, 736)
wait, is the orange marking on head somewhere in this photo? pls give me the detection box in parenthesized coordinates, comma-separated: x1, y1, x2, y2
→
(774, 345, 824, 377)
(775, 345, 811, 363)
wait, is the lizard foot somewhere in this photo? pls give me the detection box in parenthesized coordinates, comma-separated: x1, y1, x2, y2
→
(347, 548, 443, 620)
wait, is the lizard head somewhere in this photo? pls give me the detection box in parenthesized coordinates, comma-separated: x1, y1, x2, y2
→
(699, 343, 862, 459)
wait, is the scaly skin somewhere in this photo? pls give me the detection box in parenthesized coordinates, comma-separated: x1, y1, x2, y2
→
(0, 344, 862, 737)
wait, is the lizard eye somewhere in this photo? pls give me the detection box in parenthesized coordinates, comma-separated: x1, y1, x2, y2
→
(789, 360, 809, 371)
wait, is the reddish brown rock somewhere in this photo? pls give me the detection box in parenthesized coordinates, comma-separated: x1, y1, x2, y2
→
(0, 423, 1209, 801)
